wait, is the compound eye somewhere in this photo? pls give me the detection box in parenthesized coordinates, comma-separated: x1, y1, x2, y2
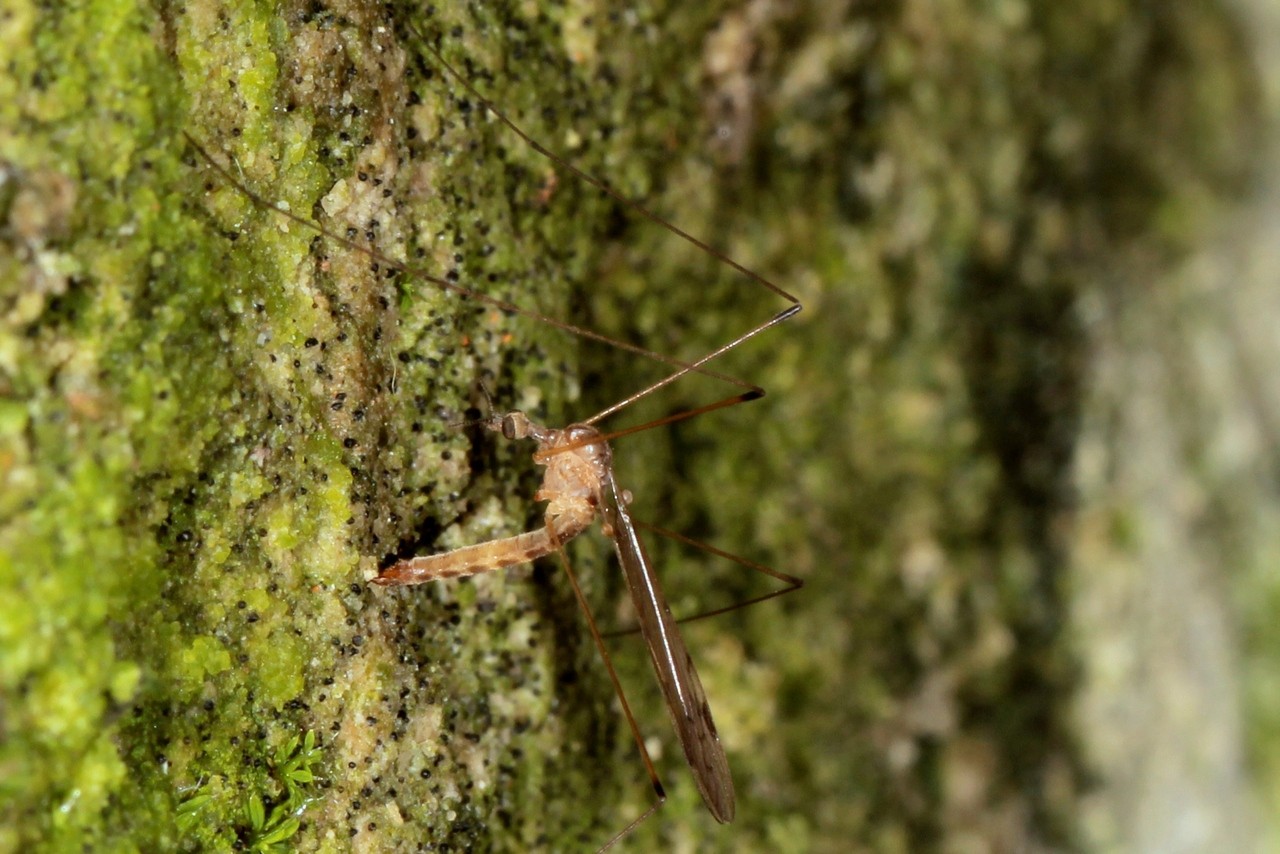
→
(501, 414, 518, 440)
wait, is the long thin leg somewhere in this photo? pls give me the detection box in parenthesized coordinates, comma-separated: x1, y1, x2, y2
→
(379, 530, 674, 848)
(585, 305, 800, 427)
(534, 389, 764, 462)
(553, 548, 668, 852)
(399, 24, 804, 425)
(629, 520, 805, 627)
(405, 25, 799, 307)
(184, 133, 766, 398)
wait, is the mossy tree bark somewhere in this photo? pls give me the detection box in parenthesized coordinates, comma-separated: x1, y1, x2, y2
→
(0, 1, 1259, 852)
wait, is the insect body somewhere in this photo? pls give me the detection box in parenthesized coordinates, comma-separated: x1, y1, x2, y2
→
(374, 410, 736, 824)
(373, 413, 609, 585)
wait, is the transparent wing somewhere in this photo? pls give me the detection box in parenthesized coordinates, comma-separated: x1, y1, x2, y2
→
(601, 470, 735, 823)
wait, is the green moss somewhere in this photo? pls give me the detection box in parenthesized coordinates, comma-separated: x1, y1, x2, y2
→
(0, 0, 1258, 851)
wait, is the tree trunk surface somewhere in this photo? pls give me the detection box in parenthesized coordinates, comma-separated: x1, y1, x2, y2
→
(0, 1, 1268, 851)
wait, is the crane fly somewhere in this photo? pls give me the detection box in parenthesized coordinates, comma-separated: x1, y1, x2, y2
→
(373, 409, 742, 834)
(187, 17, 802, 851)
